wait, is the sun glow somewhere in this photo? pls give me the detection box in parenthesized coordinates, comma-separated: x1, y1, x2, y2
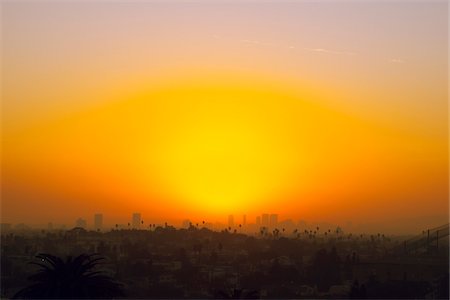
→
(3, 71, 448, 224)
(5, 73, 338, 218)
(121, 75, 318, 216)
(144, 84, 297, 214)
(2, 2, 447, 231)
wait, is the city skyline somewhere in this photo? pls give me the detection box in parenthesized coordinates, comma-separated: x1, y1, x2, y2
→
(1, 210, 446, 235)
(1, 2, 448, 299)
(2, 2, 448, 235)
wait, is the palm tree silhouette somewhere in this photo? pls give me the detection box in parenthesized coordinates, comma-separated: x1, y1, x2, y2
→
(13, 253, 124, 299)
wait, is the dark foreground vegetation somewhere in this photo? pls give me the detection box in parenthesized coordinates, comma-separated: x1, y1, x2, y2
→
(1, 225, 448, 299)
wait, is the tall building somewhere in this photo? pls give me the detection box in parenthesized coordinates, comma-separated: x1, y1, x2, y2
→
(94, 213, 103, 231)
(256, 216, 261, 227)
(75, 218, 87, 229)
(132, 213, 141, 229)
(261, 214, 269, 227)
(269, 214, 278, 228)
(242, 214, 247, 226)
(228, 215, 234, 228)
(182, 219, 191, 229)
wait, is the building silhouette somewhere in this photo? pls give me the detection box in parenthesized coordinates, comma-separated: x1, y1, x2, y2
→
(262, 214, 269, 227)
(94, 213, 103, 231)
(132, 213, 141, 229)
(256, 216, 261, 227)
(242, 214, 247, 226)
(269, 214, 278, 229)
(182, 219, 191, 228)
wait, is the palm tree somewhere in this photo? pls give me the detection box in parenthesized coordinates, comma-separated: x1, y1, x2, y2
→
(13, 253, 124, 299)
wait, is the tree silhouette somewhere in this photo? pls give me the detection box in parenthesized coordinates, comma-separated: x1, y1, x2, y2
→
(13, 253, 124, 299)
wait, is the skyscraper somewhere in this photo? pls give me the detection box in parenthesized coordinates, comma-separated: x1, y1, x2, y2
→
(94, 213, 103, 231)
(262, 214, 269, 227)
(256, 216, 261, 227)
(132, 213, 141, 229)
(242, 214, 247, 226)
(182, 219, 191, 229)
(269, 214, 278, 228)
(228, 215, 234, 228)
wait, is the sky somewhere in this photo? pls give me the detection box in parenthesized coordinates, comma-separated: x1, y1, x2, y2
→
(1, 1, 448, 233)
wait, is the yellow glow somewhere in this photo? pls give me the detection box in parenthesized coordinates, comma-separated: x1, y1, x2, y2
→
(113, 75, 317, 216)
(141, 80, 304, 214)
(3, 73, 447, 224)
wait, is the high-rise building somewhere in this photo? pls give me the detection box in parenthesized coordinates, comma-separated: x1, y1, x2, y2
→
(269, 214, 278, 228)
(47, 222, 53, 230)
(262, 214, 269, 227)
(242, 215, 247, 226)
(182, 219, 191, 229)
(228, 215, 234, 228)
(75, 218, 87, 229)
(94, 213, 103, 231)
(132, 213, 141, 229)
(256, 216, 261, 227)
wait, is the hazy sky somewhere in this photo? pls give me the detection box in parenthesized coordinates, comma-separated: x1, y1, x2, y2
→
(2, 1, 448, 233)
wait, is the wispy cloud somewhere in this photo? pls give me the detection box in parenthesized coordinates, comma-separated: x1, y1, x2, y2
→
(303, 47, 357, 56)
(212, 34, 358, 56)
(390, 58, 405, 64)
(241, 39, 274, 47)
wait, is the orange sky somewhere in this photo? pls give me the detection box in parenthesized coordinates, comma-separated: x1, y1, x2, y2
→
(1, 2, 448, 233)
